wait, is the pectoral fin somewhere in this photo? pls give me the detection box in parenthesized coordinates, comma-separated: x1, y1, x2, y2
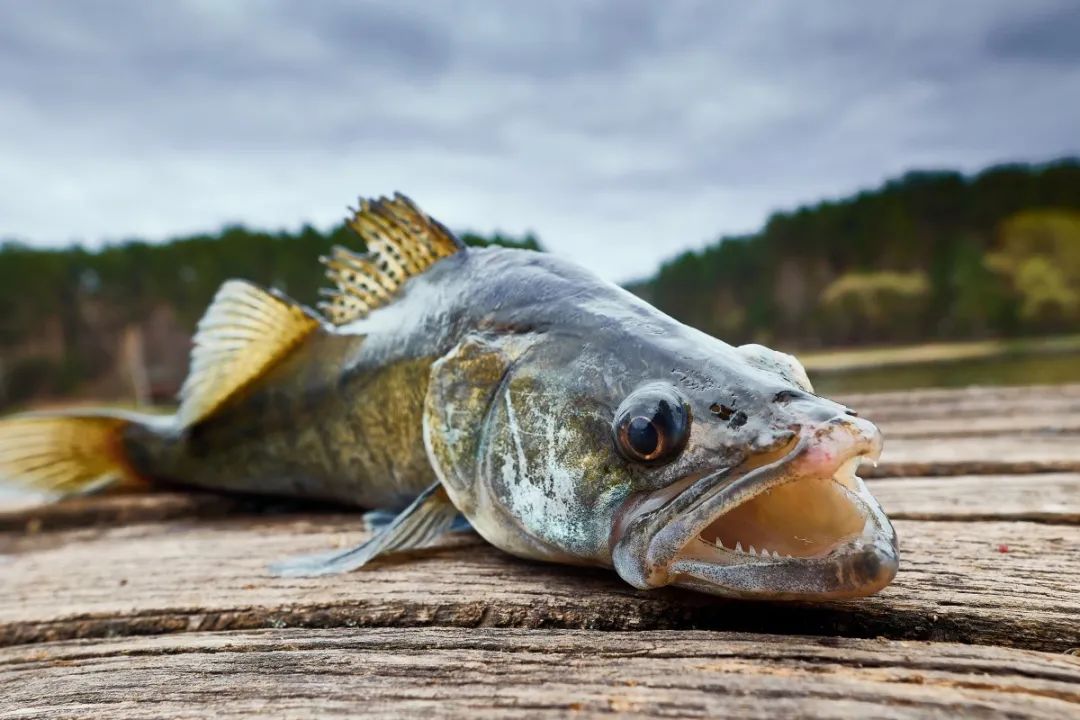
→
(268, 483, 460, 577)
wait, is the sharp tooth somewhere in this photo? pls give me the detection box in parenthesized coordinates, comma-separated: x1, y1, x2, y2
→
(716, 539, 725, 549)
(773, 550, 781, 558)
(749, 545, 757, 556)
(835, 457, 859, 481)
(735, 541, 743, 553)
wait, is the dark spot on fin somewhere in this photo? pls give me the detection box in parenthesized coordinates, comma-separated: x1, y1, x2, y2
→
(268, 483, 460, 577)
(319, 194, 465, 325)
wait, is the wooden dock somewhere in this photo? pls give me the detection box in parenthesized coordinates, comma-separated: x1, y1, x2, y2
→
(1, 384, 1078, 718)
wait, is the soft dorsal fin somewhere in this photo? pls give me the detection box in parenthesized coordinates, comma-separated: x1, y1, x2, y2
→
(319, 193, 465, 325)
(178, 280, 322, 427)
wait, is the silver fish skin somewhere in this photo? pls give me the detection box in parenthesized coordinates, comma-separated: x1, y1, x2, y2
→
(0, 195, 898, 600)
(415, 248, 897, 599)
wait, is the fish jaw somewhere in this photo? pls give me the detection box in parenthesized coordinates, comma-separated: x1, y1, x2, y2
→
(611, 415, 898, 600)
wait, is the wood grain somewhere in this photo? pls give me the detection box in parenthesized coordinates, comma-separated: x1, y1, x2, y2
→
(870, 473, 1080, 523)
(1, 628, 1076, 719)
(867, 435, 1080, 477)
(0, 384, 1078, 716)
(4, 469, 1078, 537)
(836, 383, 1080, 413)
(1, 513, 1076, 652)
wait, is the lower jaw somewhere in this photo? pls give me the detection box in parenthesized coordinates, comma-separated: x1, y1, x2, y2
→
(663, 473, 899, 599)
(668, 535, 898, 600)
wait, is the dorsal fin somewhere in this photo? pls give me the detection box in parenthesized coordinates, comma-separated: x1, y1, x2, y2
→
(178, 280, 322, 427)
(319, 193, 465, 325)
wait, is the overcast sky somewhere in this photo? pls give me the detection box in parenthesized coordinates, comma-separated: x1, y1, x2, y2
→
(1, 1, 1078, 282)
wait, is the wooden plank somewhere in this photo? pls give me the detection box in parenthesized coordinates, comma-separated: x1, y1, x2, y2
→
(0, 492, 252, 533)
(868, 436, 1080, 477)
(1, 628, 1076, 719)
(1, 514, 1077, 652)
(870, 473, 1080, 523)
(0, 492, 327, 534)
(5, 467, 1079, 536)
(831, 384, 1080, 474)
(869, 414, 1080, 439)
(835, 383, 1080, 412)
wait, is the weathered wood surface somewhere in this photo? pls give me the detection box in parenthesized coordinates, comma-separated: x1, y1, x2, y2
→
(1, 384, 1078, 718)
(2, 628, 1077, 719)
(1, 512, 1077, 652)
(5, 471, 1077, 535)
(871, 473, 1080, 523)
(870, 436, 1080, 477)
(837, 384, 1080, 475)
(836, 383, 1080, 412)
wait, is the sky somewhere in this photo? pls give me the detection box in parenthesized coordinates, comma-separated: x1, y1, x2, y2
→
(1, 1, 1078, 283)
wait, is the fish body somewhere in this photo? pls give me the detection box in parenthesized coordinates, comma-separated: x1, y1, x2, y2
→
(0, 195, 899, 600)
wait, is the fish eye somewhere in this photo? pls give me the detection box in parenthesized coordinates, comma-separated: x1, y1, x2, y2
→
(613, 384, 691, 465)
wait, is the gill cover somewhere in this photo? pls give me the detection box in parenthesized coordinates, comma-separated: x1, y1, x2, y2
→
(423, 332, 625, 567)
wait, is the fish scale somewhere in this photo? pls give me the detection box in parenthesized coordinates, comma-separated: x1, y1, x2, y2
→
(0, 193, 899, 600)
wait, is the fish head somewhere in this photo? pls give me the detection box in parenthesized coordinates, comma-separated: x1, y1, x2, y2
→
(427, 324, 897, 601)
(605, 341, 898, 601)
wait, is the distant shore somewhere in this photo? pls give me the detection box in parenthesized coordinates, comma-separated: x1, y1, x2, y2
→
(798, 334, 1080, 373)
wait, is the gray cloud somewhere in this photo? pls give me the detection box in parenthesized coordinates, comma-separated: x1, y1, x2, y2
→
(0, 0, 1078, 282)
(986, 1, 1080, 63)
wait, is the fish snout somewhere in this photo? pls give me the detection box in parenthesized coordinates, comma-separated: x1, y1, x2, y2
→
(797, 413, 883, 478)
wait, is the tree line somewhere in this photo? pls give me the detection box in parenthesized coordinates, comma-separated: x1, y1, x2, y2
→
(633, 158, 1080, 347)
(0, 158, 1077, 407)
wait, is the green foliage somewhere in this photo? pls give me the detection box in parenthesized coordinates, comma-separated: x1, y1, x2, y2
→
(642, 158, 1080, 346)
(986, 210, 1080, 328)
(819, 271, 930, 344)
(0, 224, 543, 347)
(0, 222, 543, 405)
(1, 158, 1079, 407)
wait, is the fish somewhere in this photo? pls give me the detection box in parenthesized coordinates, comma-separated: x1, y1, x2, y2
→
(0, 193, 899, 600)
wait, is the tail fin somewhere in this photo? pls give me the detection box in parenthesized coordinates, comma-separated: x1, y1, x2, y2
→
(0, 410, 157, 497)
(0, 279, 322, 500)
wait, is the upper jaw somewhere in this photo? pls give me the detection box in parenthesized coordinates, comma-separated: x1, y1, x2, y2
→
(613, 416, 898, 600)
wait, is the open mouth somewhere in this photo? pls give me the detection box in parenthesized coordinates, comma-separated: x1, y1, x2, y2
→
(613, 416, 899, 599)
(696, 456, 869, 560)
(668, 420, 896, 599)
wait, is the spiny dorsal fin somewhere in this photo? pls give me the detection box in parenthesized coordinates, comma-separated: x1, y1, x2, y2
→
(179, 280, 322, 427)
(319, 193, 465, 325)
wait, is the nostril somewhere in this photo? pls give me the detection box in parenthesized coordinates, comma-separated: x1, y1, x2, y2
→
(710, 403, 734, 420)
(773, 389, 805, 403)
(710, 403, 748, 428)
(845, 408, 858, 417)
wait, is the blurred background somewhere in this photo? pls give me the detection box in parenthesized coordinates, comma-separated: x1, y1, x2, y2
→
(1, 0, 1078, 409)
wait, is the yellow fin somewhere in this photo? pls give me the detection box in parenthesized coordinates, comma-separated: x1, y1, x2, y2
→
(319, 193, 464, 325)
(0, 412, 145, 496)
(179, 280, 321, 426)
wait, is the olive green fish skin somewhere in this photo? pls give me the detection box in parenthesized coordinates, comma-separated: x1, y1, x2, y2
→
(124, 246, 898, 599)
(125, 332, 438, 511)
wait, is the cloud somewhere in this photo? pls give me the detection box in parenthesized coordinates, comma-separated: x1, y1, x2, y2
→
(985, 1, 1080, 63)
(0, 0, 1078, 282)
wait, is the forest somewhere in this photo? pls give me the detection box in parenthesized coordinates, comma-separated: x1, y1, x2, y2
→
(635, 158, 1080, 348)
(0, 158, 1077, 408)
